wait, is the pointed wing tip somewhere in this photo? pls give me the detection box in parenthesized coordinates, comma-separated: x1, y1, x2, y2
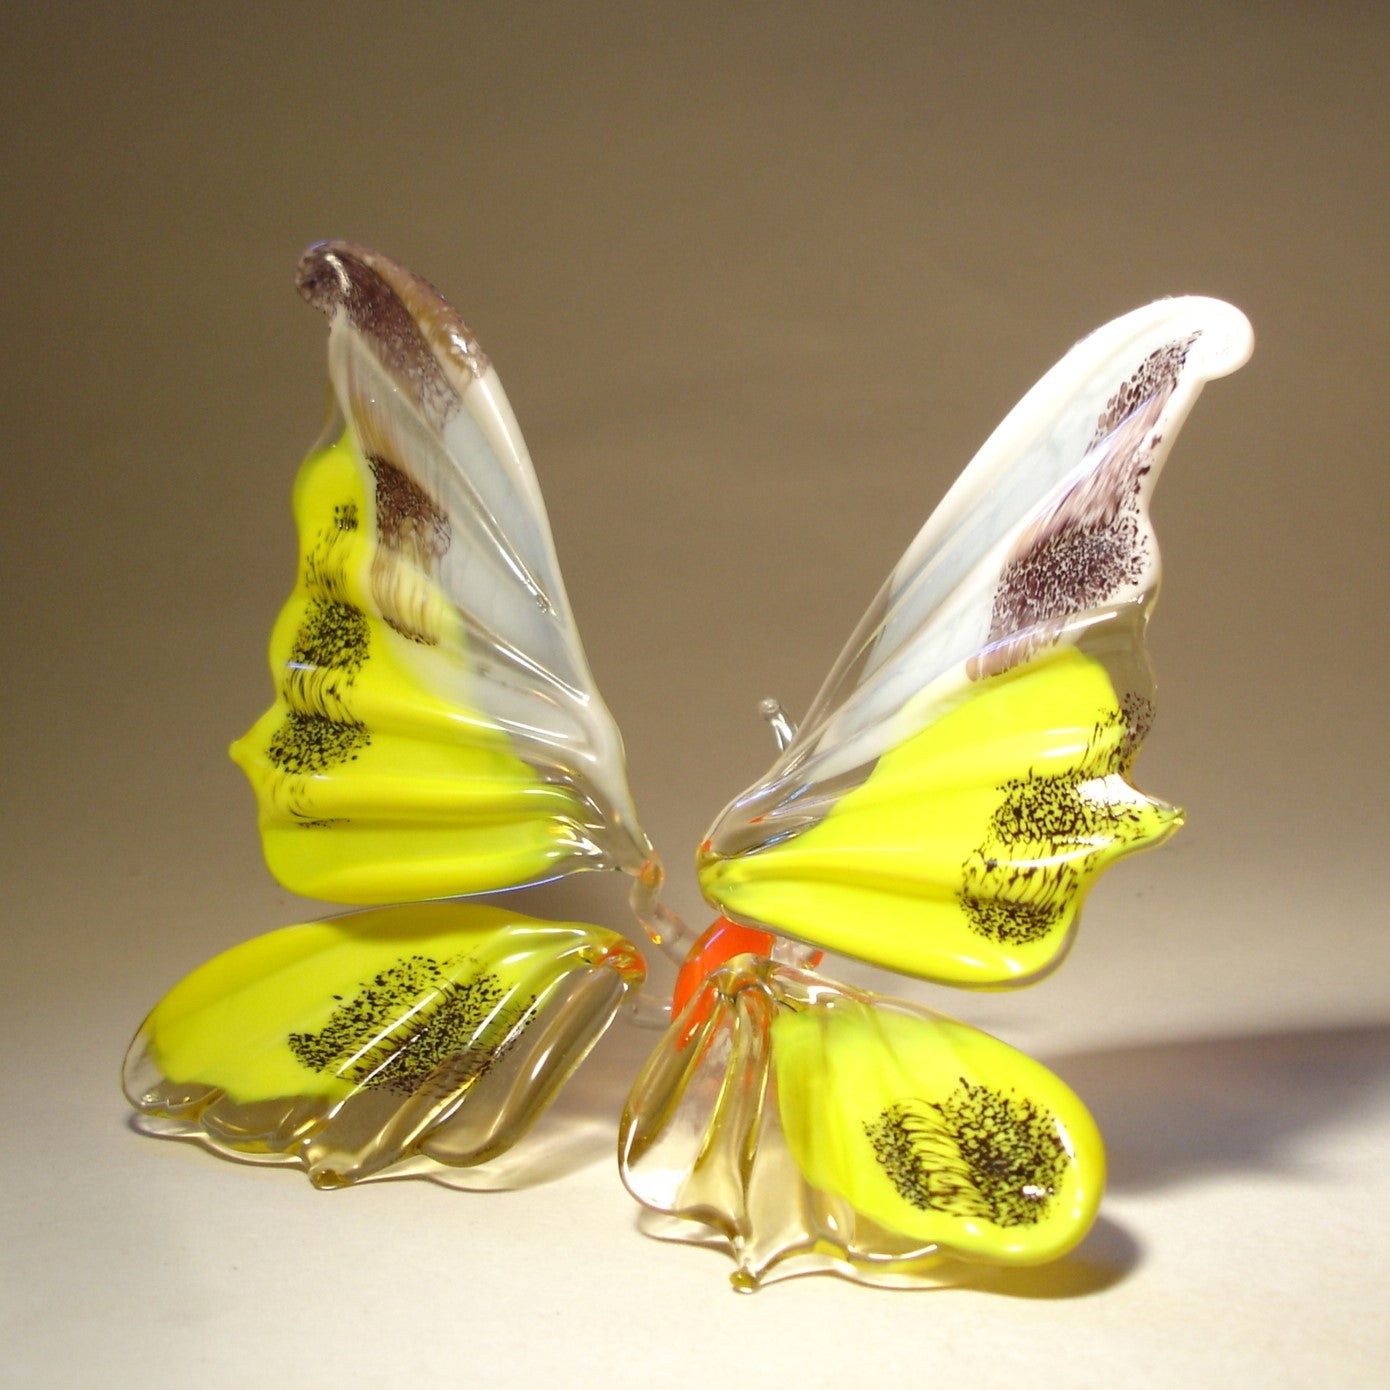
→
(293, 241, 492, 382)
(294, 239, 370, 313)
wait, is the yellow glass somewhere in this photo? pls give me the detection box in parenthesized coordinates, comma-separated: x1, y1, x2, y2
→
(231, 433, 593, 904)
(124, 902, 645, 1187)
(702, 645, 1179, 987)
(773, 998, 1103, 1264)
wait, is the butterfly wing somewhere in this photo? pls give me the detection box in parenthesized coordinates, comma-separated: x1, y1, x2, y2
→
(621, 957, 1104, 1289)
(699, 298, 1253, 986)
(231, 243, 651, 904)
(125, 901, 646, 1187)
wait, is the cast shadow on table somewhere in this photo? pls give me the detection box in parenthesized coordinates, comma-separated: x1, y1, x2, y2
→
(125, 1011, 1390, 1201)
(947, 1020, 1390, 1299)
(1049, 1021, 1390, 1194)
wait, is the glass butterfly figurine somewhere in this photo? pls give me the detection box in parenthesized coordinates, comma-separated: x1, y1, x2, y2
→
(123, 242, 1252, 1291)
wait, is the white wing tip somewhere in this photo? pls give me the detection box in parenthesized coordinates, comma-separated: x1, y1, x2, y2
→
(1107, 295, 1254, 381)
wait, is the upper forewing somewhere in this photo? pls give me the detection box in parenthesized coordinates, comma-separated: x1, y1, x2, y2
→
(233, 243, 649, 903)
(701, 298, 1252, 984)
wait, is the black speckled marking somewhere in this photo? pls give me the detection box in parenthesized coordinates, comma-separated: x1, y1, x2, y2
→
(958, 709, 1147, 945)
(268, 496, 373, 779)
(303, 501, 359, 601)
(864, 1081, 1069, 1227)
(1119, 690, 1155, 771)
(1090, 336, 1197, 448)
(970, 336, 1197, 680)
(268, 711, 369, 776)
(293, 595, 368, 671)
(288, 955, 536, 1097)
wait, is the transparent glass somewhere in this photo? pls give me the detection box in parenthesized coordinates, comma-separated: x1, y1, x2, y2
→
(621, 956, 1104, 1291)
(124, 241, 1251, 1289)
(123, 903, 644, 1187)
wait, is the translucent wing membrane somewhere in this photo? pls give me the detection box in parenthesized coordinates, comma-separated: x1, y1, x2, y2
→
(232, 243, 650, 904)
(620, 957, 1103, 1291)
(701, 299, 1253, 986)
(124, 903, 645, 1187)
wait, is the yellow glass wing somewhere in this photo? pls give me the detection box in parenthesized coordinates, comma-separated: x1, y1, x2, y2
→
(232, 433, 601, 900)
(705, 643, 1178, 985)
(231, 243, 650, 904)
(772, 993, 1103, 1267)
(620, 957, 1103, 1289)
(124, 901, 645, 1187)
(700, 298, 1253, 986)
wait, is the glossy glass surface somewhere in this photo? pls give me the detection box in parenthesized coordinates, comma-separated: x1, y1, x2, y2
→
(125, 243, 1252, 1291)
(621, 957, 1104, 1291)
(704, 642, 1178, 987)
(124, 902, 644, 1187)
(629, 295, 1250, 1286)
(699, 298, 1254, 987)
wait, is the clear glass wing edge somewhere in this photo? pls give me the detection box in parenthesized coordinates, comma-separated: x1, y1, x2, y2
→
(706, 297, 1253, 861)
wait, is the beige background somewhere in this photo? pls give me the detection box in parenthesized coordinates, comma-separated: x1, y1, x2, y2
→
(3, 4, 1387, 1385)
